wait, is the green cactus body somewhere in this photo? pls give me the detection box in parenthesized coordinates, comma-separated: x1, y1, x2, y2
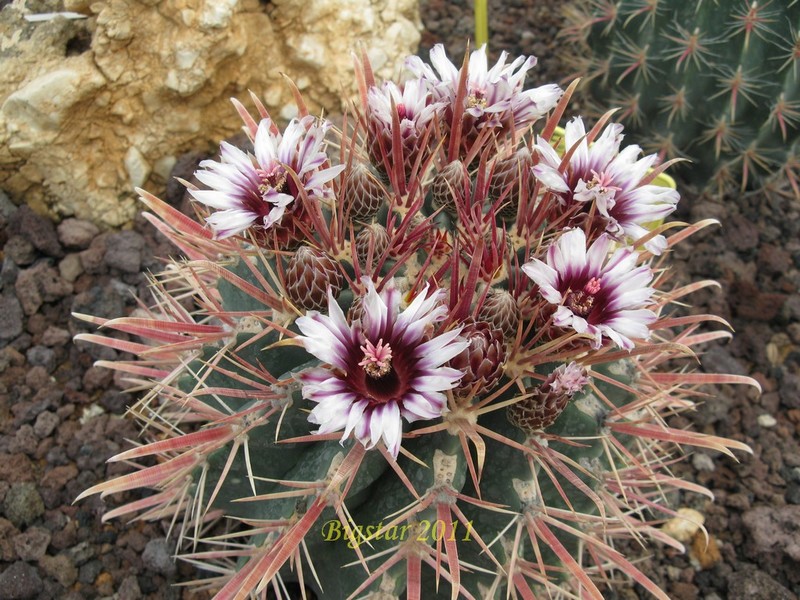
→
(567, 0, 800, 195)
(75, 45, 757, 599)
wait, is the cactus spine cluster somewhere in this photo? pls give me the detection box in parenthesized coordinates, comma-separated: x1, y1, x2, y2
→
(564, 0, 800, 196)
(75, 44, 756, 599)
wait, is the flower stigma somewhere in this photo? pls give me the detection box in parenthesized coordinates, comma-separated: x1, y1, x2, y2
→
(467, 89, 488, 109)
(359, 338, 394, 379)
(565, 277, 602, 317)
(257, 166, 288, 197)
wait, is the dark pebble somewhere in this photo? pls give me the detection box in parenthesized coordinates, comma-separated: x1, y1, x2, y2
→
(4, 236, 36, 267)
(104, 230, 145, 274)
(3, 483, 45, 527)
(142, 538, 176, 575)
(57, 219, 100, 251)
(26, 345, 57, 374)
(0, 560, 44, 599)
(8, 206, 63, 258)
(78, 557, 103, 584)
(0, 294, 24, 342)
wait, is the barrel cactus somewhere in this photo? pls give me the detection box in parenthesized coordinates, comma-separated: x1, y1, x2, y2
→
(76, 44, 756, 599)
(564, 0, 800, 196)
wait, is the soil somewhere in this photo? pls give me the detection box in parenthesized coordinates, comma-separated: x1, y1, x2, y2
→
(0, 1, 798, 599)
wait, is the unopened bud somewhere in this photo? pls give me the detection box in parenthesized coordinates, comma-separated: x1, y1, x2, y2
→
(507, 362, 590, 431)
(343, 162, 387, 220)
(284, 246, 343, 311)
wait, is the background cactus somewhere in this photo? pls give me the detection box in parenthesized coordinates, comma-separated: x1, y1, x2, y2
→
(563, 0, 800, 197)
(75, 45, 757, 599)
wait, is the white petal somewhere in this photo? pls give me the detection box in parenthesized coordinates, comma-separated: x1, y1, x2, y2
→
(380, 402, 403, 458)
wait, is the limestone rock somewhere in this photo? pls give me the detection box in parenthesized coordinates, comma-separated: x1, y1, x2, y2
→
(0, 0, 422, 227)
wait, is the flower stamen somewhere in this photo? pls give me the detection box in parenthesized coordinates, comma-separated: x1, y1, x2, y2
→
(359, 338, 394, 379)
(565, 277, 602, 317)
(257, 166, 288, 196)
(467, 89, 488, 109)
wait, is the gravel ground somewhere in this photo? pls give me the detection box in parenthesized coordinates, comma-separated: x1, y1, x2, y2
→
(0, 1, 798, 599)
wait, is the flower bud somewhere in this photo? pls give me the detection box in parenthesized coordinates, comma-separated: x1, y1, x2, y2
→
(488, 148, 532, 220)
(343, 162, 387, 220)
(507, 362, 590, 432)
(432, 160, 469, 215)
(478, 288, 521, 340)
(284, 246, 343, 311)
(355, 223, 390, 268)
(450, 321, 507, 397)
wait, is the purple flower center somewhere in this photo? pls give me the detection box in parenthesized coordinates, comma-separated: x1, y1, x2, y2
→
(257, 166, 288, 197)
(349, 337, 415, 406)
(565, 277, 602, 317)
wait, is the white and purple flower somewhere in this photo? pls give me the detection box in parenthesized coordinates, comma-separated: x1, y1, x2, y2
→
(406, 44, 562, 136)
(189, 116, 344, 239)
(522, 228, 657, 350)
(533, 117, 679, 254)
(366, 78, 444, 175)
(295, 278, 468, 458)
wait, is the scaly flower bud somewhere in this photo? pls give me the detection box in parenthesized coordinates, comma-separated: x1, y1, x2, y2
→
(355, 222, 391, 268)
(343, 162, 387, 220)
(449, 320, 507, 397)
(488, 147, 533, 220)
(284, 246, 343, 311)
(431, 160, 469, 215)
(477, 288, 521, 340)
(507, 362, 590, 431)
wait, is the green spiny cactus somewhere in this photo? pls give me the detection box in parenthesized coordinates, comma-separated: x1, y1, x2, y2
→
(74, 44, 757, 599)
(564, 0, 800, 196)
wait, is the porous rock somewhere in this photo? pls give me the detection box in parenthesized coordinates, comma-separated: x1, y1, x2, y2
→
(0, 560, 44, 600)
(0, 0, 422, 228)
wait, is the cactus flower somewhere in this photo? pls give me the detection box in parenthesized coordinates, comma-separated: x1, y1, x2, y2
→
(407, 44, 563, 134)
(533, 116, 679, 254)
(522, 228, 657, 349)
(190, 116, 343, 239)
(295, 279, 468, 458)
(366, 79, 444, 176)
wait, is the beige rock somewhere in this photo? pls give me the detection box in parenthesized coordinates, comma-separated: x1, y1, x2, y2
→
(0, 0, 422, 227)
(661, 507, 706, 544)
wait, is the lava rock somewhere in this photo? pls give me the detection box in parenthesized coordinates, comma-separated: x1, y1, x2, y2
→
(0, 560, 44, 599)
(142, 538, 176, 575)
(26, 345, 57, 374)
(39, 552, 78, 588)
(727, 567, 797, 600)
(3, 483, 45, 527)
(8, 206, 63, 259)
(57, 218, 100, 250)
(14, 261, 73, 316)
(41, 326, 70, 347)
(0, 293, 24, 342)
(0, 256, 19, 289)
(33, 411, 59, 439)
(104, 230, 145, 273)
(779, 372, 800, 409)
(117, 574, 143, 600)
(12, 526, 51, 561)
(742, 505, 800, 563)
(727, 213, 760, 251)
(4, 236, 36, 267)
(78, 233, 109, 275)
